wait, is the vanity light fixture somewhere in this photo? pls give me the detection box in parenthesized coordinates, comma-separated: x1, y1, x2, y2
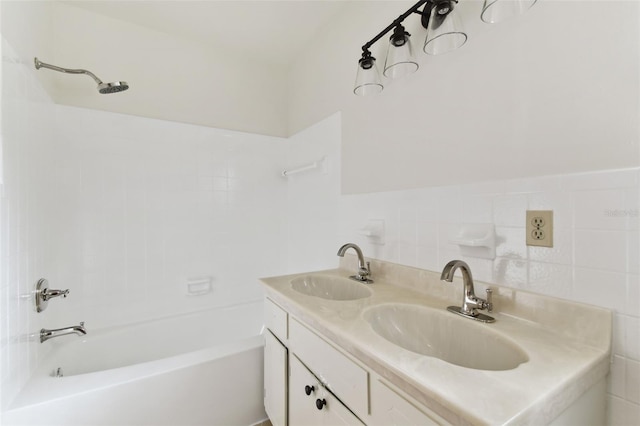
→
(354, 0, 536, 95)
(354, 50, 384, 96)
(383, 24, 418, 79)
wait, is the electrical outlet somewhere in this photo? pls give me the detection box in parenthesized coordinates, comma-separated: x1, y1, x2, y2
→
(526, 210, 553, 247)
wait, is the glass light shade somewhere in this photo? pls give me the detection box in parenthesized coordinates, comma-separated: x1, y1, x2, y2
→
(423, 6, 467, 55)
(353, 58, 383, 96)
(481, 0, 537, 23)
(383, 34, 419, 79)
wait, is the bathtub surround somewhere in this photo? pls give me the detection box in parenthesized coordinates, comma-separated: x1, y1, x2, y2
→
(0, 25, 293, 413)
(3, 102, 287, 417)
(47, 105, 289, 330)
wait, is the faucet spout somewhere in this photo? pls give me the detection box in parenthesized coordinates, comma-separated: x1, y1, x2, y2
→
(441, 260, 494, 323)
(40, 322, 87, 343)
(337, 243, 373, 283)
(337, 243, 366, 269)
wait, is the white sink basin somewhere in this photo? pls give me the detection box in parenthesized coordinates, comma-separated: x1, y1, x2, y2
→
(291, 275, 372, 301)
(364, 303, 528, 371)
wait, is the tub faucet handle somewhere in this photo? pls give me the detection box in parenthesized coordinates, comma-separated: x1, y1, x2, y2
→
(44, 288, 70, 300)
(35, 278, 70, 313)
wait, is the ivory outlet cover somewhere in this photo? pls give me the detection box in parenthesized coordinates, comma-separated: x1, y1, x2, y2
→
(526, 210, 553, 248)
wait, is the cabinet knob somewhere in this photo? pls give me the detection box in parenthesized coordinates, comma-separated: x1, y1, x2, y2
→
(315, 399, 326, 410)
(304, 385, 315, 396)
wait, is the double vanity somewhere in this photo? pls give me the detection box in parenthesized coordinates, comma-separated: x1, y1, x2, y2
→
(260, 253, 611, 425)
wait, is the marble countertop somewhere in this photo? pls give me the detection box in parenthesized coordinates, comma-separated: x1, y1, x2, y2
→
(260, 258, 611, 426)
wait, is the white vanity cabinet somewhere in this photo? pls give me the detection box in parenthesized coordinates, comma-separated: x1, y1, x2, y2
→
(263, 297, 443, 426)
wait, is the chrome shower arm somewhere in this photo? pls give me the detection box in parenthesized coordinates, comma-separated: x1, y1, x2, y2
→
(34, 57, 103, 85)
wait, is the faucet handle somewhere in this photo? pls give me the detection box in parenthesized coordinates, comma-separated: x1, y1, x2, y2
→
(358, 261, 371, 278)
(44, 288, 69, 301)
(485, 288, 493, 313)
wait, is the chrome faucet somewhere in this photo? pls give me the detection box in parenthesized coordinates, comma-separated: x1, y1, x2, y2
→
(337, 243, 373, 283)
(40, 322, 87, 343)
(440, 260, 494, 323)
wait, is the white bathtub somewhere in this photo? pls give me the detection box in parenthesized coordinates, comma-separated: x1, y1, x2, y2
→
(4, 301, 267, 426)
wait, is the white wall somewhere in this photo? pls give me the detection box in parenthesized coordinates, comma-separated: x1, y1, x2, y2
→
(0, 0, 56, 412)
(288, 1, 640, 193)
(285, 112, 342, 273)
(47, 2, 288, 137)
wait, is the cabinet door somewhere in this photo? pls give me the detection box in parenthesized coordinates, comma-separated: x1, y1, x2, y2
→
(265, 331, 288, 426)
(289, 355, 363, 426)
(289, 355, 322, 426)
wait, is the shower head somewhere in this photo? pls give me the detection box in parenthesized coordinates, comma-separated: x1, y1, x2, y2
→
(34, 57, 129, 94)
(98, 82, 129, 94)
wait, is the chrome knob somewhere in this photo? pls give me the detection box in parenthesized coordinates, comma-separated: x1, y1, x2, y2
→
(485, 288, 493, 313)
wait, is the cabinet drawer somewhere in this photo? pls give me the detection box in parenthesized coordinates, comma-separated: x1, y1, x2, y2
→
(265, 298, 288, 342)
(290, 354, 363, 426)
(289, 318, 368, 420)
(370, 379, 443, 426)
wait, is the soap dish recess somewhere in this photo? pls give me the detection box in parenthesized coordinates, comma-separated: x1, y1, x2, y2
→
(357, 219, 385, 245)
(449, 224, 496, 259)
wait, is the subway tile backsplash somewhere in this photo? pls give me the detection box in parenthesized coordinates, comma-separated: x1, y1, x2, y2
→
(331, 167, 639, 425)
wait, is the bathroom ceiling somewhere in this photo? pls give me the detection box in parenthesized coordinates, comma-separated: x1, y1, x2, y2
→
(62, 0, 349, 67)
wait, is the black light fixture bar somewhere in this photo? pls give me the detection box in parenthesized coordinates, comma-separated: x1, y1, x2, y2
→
(360, 0, 430, 54)
(355, 0, 537, 95)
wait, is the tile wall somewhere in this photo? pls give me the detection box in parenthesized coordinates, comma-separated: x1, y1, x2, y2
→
(46, 105, 290, 329)
(0, 39, 56, 411)
(333, 169, 640, 424)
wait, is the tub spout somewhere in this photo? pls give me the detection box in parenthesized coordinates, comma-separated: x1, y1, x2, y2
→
(40, 322, 87, 343)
